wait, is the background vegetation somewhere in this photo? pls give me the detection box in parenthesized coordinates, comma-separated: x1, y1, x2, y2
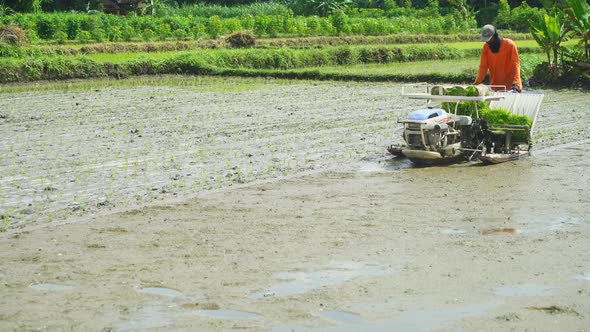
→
(0, 0, 587, 87)
(0, 0, 551, 42)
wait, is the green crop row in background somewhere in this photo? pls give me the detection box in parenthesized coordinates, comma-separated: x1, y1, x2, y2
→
(0, 11, 479, 43)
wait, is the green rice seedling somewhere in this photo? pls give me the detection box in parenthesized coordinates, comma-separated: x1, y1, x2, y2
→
(480, 108, 512, 124)
(235, 167, 245, 183)
(218, 170, 229, 187)
(1, 209, 12, 232)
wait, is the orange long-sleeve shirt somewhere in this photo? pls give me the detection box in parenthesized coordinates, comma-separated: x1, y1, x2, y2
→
(475, 38, 522, 91)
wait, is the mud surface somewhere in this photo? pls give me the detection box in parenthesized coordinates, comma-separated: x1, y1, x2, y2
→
(1, 77, 589, 330)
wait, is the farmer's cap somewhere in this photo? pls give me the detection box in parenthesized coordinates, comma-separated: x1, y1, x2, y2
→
(481, 24, 496, 42)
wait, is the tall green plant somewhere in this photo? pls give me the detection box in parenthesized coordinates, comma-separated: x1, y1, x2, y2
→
(316, 0, 352, 17)
(495, 0, 511, 29)
(32, 0, 42, 13)
(142, 0, 173, 16)
(0, 3, 15, 16)
(529, 11, 568, 70)
(563, 0, 589, 60)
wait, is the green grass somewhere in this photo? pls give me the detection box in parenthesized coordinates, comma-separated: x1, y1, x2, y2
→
(85, 52, 541, 77)
(312, 58, 480, 76)
(86, 51, 185, 63)
(424, 39, 576, 50)
(0, 39, 552, 84)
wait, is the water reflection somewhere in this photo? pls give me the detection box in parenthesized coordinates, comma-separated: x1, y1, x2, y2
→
(251, 261, 395, 299)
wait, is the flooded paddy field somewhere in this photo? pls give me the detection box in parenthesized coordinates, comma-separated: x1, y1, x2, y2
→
(0, 77, 589, 330)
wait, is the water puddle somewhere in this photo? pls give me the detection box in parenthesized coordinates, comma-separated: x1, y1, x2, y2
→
(139, 287, 185, 298)
(273, 301, 502, 332)
(195, 309, 258, 319)
(119, 302, 255, 330)
(314, 310, 365, 325)
(510, 208, 584, 234)
(117, 302, 182, 331)
(437, 229, 466, 235)
(493, 283, 553, 297)
(251, 261, 395, 299)
(29, 283, 75, 291)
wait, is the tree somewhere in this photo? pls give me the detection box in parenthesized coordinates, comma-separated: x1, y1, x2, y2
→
(494, 0, 511, 28)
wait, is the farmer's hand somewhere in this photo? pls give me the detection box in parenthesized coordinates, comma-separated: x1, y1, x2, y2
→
(512, 83, 521, 93)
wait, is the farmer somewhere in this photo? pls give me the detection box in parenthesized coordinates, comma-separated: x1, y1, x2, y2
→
(474, 24, 522, 92)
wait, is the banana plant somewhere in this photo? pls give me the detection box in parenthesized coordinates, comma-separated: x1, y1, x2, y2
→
(563, 0, 590, 60)
(32, 0, 42, 13)
(529, 10, 569, 70)
(315, 0, 353, 17)
(141, 0, 170, 16)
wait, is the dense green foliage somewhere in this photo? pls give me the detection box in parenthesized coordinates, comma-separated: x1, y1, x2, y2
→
(0, 10, 480, 42)
(0, 0, 548, 21)
(0, 0, 557, 43)
(0, 1, 584, 87)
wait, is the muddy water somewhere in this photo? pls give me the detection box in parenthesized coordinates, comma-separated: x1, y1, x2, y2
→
(0, 78, 589, 331)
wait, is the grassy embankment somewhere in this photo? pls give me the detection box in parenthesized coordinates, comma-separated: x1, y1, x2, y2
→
(0, 37, 553, 84)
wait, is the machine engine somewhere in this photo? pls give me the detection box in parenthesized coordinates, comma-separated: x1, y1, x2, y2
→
(403, 108, 454, 150)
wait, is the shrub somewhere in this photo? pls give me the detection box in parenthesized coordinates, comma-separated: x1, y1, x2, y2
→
(191, 24, 207, 39)
(306, 16, 321, 34)
(331, 46, 355, 65)
(330, 10, 348, 33)
(78, 30, 91, 42)
(510, 2, 545, 33)
(208, 16, 223, 38)
(65, 17, 81, 40)
(104, 26, 121, 41)
(225, 31, 256, 48)
(224, 18, 242, 34)
(142, 28, 155, 41)
(173, 28, 187, 40)
(155, 23, 172, 40)
(91, 28, 106, 42)
(268, 15, 283, 37)
(494, 0, 511, 29)
(35, 16, 56, 40)
(54, 30, 68, 43)
(254, 15, 270, 36)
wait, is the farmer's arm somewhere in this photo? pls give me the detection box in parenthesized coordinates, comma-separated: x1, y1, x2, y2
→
(474, 46, 489, 84)
(510, 42, 522, 91)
